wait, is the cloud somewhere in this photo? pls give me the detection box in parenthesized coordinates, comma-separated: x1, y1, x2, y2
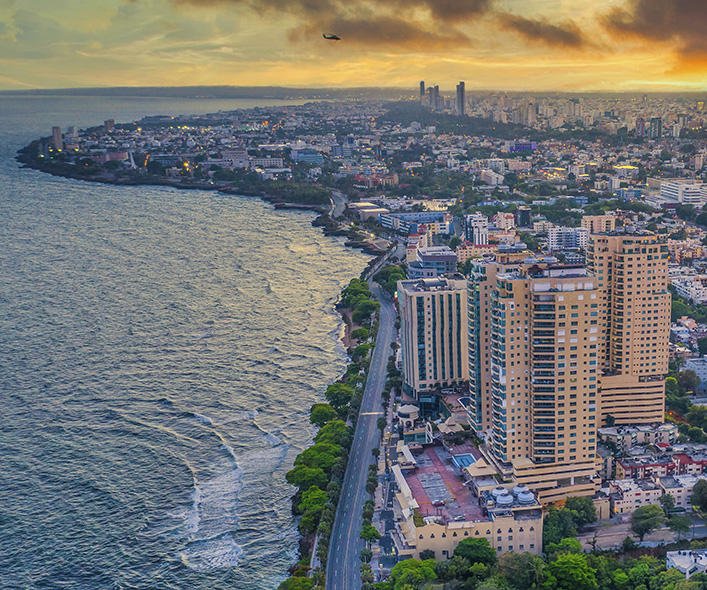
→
(499, 14, 586, 48)
(166, 0, 493, 50)
(289, 15, 471, 50)
(602, 0, 707, 70)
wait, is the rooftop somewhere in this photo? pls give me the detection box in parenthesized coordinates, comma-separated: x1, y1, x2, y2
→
(404, 446, 486, 525)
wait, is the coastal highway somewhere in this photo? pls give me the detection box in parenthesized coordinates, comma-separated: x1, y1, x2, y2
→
(326, 283, 396, 590)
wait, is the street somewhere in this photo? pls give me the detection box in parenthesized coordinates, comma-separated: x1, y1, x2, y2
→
(326, 283, 396, 590)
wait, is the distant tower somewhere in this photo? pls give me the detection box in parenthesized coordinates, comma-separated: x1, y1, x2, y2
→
(635, 117, 646, 137)
(419, 81, 425, 105)
(51, 126, 63, 150)
(527, 102, 536, 125)
(456, 81, 466, 116)
(104, 119, 115, 132)
(649, 117, 663, 139)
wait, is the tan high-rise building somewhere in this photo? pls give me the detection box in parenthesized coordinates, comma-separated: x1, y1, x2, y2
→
(587, 231, 670, 425)
(468, 256, 600, 502)
(398, 276, 469, 398)
(582, 215, 616, 235)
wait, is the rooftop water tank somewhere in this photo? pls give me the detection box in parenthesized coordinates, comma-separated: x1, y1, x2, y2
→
(517, 491, 536, 505)
(512, 484, 530, 496)
(496, 493, 514, 506)
(491, 486, 508, 498)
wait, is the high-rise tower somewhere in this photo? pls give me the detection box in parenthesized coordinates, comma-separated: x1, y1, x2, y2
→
(419, 81, 425, 105)
(468, 256, 601, 502)
(456, 81, 466, 116)
(586, 231, 670, 425)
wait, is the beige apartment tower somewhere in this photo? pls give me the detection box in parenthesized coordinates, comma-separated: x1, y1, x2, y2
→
(582, 215, 616, 235)
(468, 257, 601, 502)
(398, 276, 469, 398)
(587, 231, 670, 425)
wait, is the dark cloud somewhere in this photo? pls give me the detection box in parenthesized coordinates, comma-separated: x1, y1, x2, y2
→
(289, 15, 471, 49)
(169, 0, 489, 49)
(602, 0, 707, 69)
(499, 14, 586, 48)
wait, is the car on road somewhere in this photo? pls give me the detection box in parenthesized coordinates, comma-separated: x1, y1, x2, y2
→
(432, 500, 445, 507)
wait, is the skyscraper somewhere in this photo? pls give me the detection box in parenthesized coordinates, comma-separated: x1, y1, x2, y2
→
(586, 231, 670, 425)
(456, 81, 465, 116)
(635, 117, 646, 137)
(649, 117, 663, 139)
(51, 126, 63, 150)
(398, 276, 469, 399)
(419, 81, 425, 105)
(468, 256, 601, 502)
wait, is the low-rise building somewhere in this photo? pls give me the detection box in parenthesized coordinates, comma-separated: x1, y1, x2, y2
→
(391, 446, 543, 560)
(667, 550, 707, 578)
(659, 474, 707, 510)
(608, 478, 662, 515)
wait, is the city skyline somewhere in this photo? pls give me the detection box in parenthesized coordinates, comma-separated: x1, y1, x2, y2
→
(1, 0, 706, 92)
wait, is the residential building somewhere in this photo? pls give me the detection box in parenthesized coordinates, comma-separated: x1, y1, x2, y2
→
(392, 455, 543, 560)
(609, 479, 662, 515)
(685, 356, 707, 393)
(667, 550, 707, 579)
(398, 276, 469, 398)
(660, 474, 707, 511)
(493, 212, 515, 231)
(582, 215, 616, 235)
(408, 246, 458, 279)
(51, 126, 63, 150)
(548, 227, 589, 252)
(467, 256, 601, 503)
(587, 231, 670, 426)
(465, 213, 489, 245)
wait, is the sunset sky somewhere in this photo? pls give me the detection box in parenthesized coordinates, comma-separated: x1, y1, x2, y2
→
(1, 0, 705, 91)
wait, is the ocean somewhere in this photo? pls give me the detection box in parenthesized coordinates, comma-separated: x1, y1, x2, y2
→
(0, 95, 370, 589)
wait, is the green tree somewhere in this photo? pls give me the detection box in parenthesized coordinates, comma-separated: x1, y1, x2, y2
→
(277, 577, 314, 590)
(285, 465, 328, 491)
(325, 382, 354, 412)
(565, 496, 597, 528)
(360, 547, 373, 563)
(453, 538, 497, 567)
(630, 504, 665, 541)
(310, 403, 338, 427)
(299, 486, 327, 514)
(315, 420, 351, 447)
(669, 514, 691, 540)
(659, 493, 676, 515)
(294, 442, 341, 473)
(419, 549, 435, 560)
(543, 507, 577, 546)
(496, 552, 546, 590)
(546, 537, 583, 559)
(360, 524, 381, 546)
(389, 559, 437, 590)
(352, 327, 370, 341)
(692, 479, 707, 511)
(678, 370, 700, 394)
(377, 416, 387, 432)
(699, 336, 707, 356)
(546, 553, 598, 590)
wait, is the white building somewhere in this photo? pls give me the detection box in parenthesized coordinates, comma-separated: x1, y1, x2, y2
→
(547, 226, 589, 252)
(661, 181, 706, 206)
(660, 474, 707, 511)
(465, 213, 489, 245)
(667, 550, 707, 579)
(492, 212, 515, 231)
(608, 479, 662, 515)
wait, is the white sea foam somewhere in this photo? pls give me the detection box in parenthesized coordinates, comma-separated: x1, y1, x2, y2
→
(193, 412, 214, 426)
(181, 533, 244, 571)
